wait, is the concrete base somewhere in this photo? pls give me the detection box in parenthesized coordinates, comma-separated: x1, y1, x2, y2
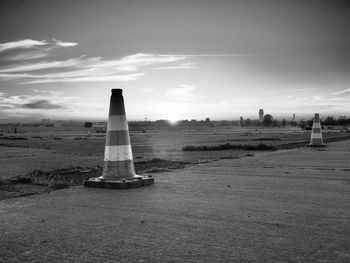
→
(83, 176, 154, 189)
(307, 143, 326, 147)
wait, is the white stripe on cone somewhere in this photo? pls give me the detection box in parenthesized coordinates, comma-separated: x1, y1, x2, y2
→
(311, 133, 322, 139)
(104, 145, 133, 162)
(107, 115, 128, 131)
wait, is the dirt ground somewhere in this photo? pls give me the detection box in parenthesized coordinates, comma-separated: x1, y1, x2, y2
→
(1, 128, 349, 200)
(0, 139, 349, 262)
(1, 128, 350, 179)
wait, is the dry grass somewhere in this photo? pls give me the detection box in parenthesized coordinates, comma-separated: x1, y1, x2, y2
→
(183, 143, 276, 151)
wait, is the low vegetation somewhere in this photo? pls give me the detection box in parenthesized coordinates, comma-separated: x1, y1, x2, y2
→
(183, 143, 276, 151)
(0, 136, 28, 140)
(0, 158, 192, 200)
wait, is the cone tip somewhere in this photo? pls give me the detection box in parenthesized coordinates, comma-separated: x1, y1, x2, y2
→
(111, 89, 123, 95)
(313, 113, 320, 123)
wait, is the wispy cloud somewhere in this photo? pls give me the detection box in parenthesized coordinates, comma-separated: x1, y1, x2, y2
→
(0, 39, 47, 52)
(24, 73, 145, 84)
(159, 54, 252, 57)
(0, 39, 78, 63)
(333, 88, 350, 95)
(0, 92, 74, 111)
(53, 39, 78, 47)
(22, 100, 64, 109)
(0, 40, 188, 84)
(0, 57, 95, 73)
(0, 39, 77, 53)
(153, 62, 196, 70)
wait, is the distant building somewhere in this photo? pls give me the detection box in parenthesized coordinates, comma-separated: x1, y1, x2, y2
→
(259, 109, 264, 123)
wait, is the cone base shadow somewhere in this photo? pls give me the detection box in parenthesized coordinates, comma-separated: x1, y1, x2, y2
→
(307, 143, 326, 147)
(83, 176, 154, 189)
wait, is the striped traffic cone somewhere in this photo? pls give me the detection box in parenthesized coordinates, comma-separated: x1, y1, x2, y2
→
(101, 88, 135, 180)
(84, 89, 154, 189)
(308, 113, 326, 147)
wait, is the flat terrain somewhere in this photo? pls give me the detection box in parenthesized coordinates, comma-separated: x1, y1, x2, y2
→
(1, 127, 350, 179)
(0, 139, 349, 262)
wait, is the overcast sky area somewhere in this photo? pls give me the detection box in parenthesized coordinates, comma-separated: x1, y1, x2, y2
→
(0, 0, 349, 122)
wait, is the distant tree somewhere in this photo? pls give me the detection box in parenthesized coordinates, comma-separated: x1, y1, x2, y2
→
(272, 119, 279, 127)
(323, 116, 336, 125)
(290, 121, 297, 127)
(239, 117, 244, 127)
(306, 119, 313, 127)
(281, 119, 287, 127)
(244, 118, 252, 127)
(84, 121, 93, 128)
(263, 114, 273, 127)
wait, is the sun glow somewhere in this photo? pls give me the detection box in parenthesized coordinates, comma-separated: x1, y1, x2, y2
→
(166, 113, 181, 125)
(167, 116, 180, 125)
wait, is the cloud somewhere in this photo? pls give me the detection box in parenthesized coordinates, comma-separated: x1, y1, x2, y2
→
(0, 93, 75, 111)
(0, 39, 78, 63)
(0, 39, 78, 53)
(334, 88, 350, 95)
(0, 39, 47, 52)
(23, 73, 145, 84)
(22, 100, 64, 109)
(159, 54, 252, 57)
(4, 50, 50, 61)
(0, 41, 188, 84)
(0, 57, 94, 73)
(153, 62, 196, 70)
(53, 39, 78, 47)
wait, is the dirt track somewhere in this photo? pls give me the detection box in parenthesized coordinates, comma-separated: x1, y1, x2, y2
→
(0, 140, 349, 262)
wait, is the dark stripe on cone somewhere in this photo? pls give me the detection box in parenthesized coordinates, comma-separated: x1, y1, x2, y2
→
(105, 130, 130, 146)
(314, 113, 320, 123)
(108, 89, 126, 116)
(312, 128, 321, 133)
(102, 160, 135, 179)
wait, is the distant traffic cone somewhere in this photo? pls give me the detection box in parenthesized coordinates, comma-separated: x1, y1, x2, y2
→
(84, 89, 154, 189)
(308, 113, 326, 147)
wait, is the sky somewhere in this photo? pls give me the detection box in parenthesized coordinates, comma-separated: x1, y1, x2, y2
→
(0, 0, 349, 122)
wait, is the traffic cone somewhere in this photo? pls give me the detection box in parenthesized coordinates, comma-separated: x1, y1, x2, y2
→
(308, 113, 326, 147)
(84, 89, 154, 189)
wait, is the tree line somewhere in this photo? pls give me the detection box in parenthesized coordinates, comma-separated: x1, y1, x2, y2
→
(241, 115, 350, 128)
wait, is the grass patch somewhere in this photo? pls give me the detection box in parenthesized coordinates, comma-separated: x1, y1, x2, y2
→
(49, 182, 70, 189)
(1, 158, 193, 200)
(135, 158, 190, 172)
(183, 143, 276, 151)
(0, 136, 28, 140)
